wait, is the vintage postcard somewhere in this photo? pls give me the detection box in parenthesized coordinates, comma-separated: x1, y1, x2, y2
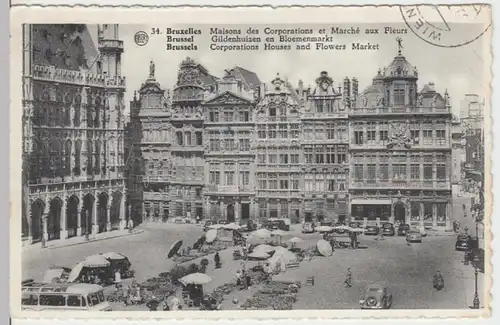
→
(10, 4, 492, 320)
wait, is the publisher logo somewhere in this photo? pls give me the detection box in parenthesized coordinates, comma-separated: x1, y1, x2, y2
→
(134, 31, 149, 46)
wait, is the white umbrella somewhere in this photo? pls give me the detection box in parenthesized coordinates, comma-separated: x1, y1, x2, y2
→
(271, 229, 288, 236)
(179, 273, 212, 285)
(67, 262, 84, 283)
(82, 255, 111, 267)
(250, 228, 272, 238)
(287, 237, 304, 244)
(334, 225, 353, 231)
(205, 229, 217, 243)
(208, 224, 224, 229)
(351, 228, 366, 233)
(102, 252, 127, 260)
(316, 226, 334, 233)
(253, 244, 276, 253)
(246, 236, 269, 245)
(222, 223, 241, 230)
(248, 251, 270, 260)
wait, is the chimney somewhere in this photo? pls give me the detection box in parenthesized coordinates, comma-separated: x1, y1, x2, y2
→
(352, 78, 359, 101)
(343, 77, 351, 108)
(259, 82, 266, 98)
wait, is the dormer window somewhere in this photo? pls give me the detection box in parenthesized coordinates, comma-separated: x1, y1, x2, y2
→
(269, 104, 276, 117)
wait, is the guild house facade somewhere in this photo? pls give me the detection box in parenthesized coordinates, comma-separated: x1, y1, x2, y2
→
(22, 24, 127, 245)
(129, 45, 454, 230)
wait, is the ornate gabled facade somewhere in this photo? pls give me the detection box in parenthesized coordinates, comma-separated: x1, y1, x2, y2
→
(23, 24, 127, 245)
(301, 72, 349, 223)
(254, 75, 303, 222)
(204, 70, 258, 223)
(349, 45, 453, 230)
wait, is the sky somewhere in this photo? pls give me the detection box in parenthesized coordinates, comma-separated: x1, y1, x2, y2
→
(99, 22, 490, 116)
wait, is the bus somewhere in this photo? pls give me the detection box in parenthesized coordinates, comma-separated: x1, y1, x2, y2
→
(21, 282, 112, 311)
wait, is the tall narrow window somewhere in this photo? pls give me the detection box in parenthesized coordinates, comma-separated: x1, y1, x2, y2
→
(94, 97, 101, 128)
(95, 140, 101, 174)
(74, 140, 81, 175)
(64, 140, 72, 175)
(87, 140, 93, 174)
(394, 84, 405, 105)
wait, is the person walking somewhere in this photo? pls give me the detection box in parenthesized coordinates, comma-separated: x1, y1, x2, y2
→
(344, 268, 352, 288)
(214, 252, 221, 269)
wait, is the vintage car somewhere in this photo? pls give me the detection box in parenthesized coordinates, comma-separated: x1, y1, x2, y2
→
(406, 230, 423, 243)
(380, 223, 395, 236)
(455, 234, 470, 251)
(359, 284, 393, 309)
(239, 220, 258, 232)
(267, 218, 291, 231)
(302, 222, 315, 234)
(397, 224, 411, 236)
(364, 224, 380, 236)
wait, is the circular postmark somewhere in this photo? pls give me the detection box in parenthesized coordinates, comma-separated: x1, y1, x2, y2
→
(400, 5, 491, 48)
(134, 31, 149, 46)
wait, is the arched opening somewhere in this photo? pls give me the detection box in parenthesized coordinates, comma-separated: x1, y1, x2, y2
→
(66, 195, 79, 238)
(81, 194, 94, 236)
(110, 191, 122, 230)
(48, 198, 63, 241)
(226, 204, 235, 223)
(97, 192, 108, 233)
(394, 202, 406, 225)
(30, 199, 45, 243)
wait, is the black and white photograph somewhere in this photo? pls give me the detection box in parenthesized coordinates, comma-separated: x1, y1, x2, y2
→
(12, 4, 491, 317)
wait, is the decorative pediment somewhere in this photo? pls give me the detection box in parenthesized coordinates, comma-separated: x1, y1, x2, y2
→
(204, 91, 253, 105)
(139, 82, 164, 95)
(387, 121, 412, 150)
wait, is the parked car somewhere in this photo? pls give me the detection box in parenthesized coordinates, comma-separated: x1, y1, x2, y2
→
(302, 222, 315, 234)
(349, 222, 362, 229)
(272, 220, 290, 231)
(455, 234, 470, 251)
(359, 284, 392, 309)
(320, 221, 333, 227)
(381, 223, 395, 236)
(406, 230, 423, 243)
(364, 224, 380, 236)
(218, 220, 230, 225)
(397, 224, 411, 236)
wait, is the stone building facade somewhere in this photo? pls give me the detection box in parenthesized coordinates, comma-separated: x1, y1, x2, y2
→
(22, 24, 127, 245)
(348, 47, 453, 230)
(129, 50, 454, 230)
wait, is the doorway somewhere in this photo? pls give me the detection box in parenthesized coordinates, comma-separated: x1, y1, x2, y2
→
(394, 203, 406, 224)
(241, 203, 250, 221)
(226, 204, 235, 222)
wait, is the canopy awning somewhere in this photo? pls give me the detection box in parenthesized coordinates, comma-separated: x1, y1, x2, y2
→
(351, 199, 392, 205)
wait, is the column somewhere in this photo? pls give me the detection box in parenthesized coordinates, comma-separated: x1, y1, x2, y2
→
(389, 203, 395, 224)
(250, 197, 256, 221)
(235, 200, 240, 224)
(287, 199, 292, 219)
(266, 198, 270, 218)
(59, 198, 68, 240)
(27, 202, 33, 244)
(91, 198, 98, 235)
(106, 197, 112, 231)
(299, 199, 304, 224)
(419, 202, 424, 226)
(119, 194, 126, 229)
(432, 202, 437, 227)
(277, 200, 282, 217)
(445, 201, 452, 230)
(76, 193, 82, 236)
(204, 197, 210, 220)
(220, 200, 224, 220)
(42, 213, 49, 244)
(127, 201, 132, 223)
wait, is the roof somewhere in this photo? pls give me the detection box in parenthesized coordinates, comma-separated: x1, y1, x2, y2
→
(66, 283, 103, 294)
(32, 24, 98, 71)
(231, 66, 261, 91)
(22, 282, 103, 294)
(385, 54, 417, 79)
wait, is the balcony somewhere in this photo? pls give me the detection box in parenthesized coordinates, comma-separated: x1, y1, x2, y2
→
(301, 111, 348, 119)
(256, 190, 302, 198)
(349, 106, 451, 116)
(170, 112, 204, 121)
(170, 145, 205, 152)
(144, 192, 168, 201)
(32, 64, 126, 89)
(205, 185, 255, 194)
(350, 180, 451, 190)
(350, 142, 450, 150)
(172, 93, 204, 102)
(98, 39, 124, 52)
(142, 176, 170, 183)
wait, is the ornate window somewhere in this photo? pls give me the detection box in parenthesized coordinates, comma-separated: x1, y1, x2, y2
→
(86, 140, 93, 174)
(64, 139, 72, 175)
(74, 140, 81, 175)
(394, 84, 405, 105)
(94, 140, 101, 174)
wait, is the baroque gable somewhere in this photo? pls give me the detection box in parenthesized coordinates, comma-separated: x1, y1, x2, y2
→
(204, 91, 253, 106)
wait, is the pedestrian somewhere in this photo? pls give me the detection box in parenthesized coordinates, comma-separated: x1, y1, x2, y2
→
(114, 269, 122, 287)
(196, 215, 201, 224)
(344, 268, 352, 288)
(214, 252, 221, 269)
(122, 284, 130, 306)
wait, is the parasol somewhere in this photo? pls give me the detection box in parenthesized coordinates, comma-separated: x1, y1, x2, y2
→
(253, 244, 276, 253)
(82, 254, 111, 267)
(316, 239, 333, 256)
(316, 226, 334, 233)
(287, 237, 304, 244)
(247, 251, 270, 260)
(271, 229, 288, 236)
(222, 223, 241, 230)
(334, 225, 352, 231)
(102, 252, 127, 260)
(208, 224, 224, 230)
(205, 229, 217, 243)
(193, 235, 206, 250)
(351, 228, 366, 233)
(246, 235, 269, 245)
(166, 240, 183, 259)
(179, 272, 212, 285)
(250, 228, 272, 238)
(67, 262, 84, 283)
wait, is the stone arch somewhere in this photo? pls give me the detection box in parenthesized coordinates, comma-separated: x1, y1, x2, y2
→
(110, 191, 122, 230)
(66, 195, 79, 238)
(393, 201, 408, 225)
(30, 199, 45, 243)
(97, 192, 109, 233)
(81, 193, 95, 236)
(48, 197, 63, 241)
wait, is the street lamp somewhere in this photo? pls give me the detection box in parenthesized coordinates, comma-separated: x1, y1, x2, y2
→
(472, 255, 480, 309)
